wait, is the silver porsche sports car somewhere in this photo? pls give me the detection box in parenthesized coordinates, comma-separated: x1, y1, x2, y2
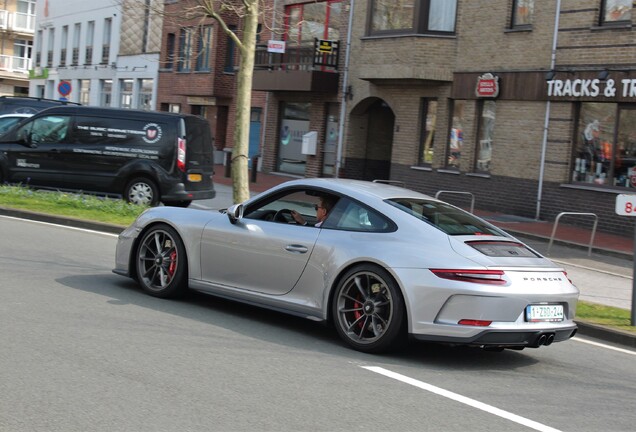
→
(113, 178, 579, 353)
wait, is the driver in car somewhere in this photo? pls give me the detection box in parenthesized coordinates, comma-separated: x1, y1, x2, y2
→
(291, 195, 335, 227)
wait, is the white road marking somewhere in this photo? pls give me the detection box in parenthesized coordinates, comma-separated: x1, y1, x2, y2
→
(552, 258, 632, 280)
(572, 337, 636, 355)
(361, 366, 563, 432)
(0, 215, 119, 237)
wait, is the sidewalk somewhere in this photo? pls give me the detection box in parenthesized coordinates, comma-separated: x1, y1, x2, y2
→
(214, 165, 634, 259)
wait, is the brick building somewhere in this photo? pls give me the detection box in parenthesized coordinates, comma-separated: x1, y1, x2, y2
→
(335, 0, 636, 236)
(155, 0, 268, 164)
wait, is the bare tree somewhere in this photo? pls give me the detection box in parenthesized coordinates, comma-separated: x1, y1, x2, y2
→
(125, 0, 268, 204)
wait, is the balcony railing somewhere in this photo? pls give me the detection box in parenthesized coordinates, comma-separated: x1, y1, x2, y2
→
(0, 55, 32, 73)
(254, 39, 340, 72)
(0, 10, 35, 33)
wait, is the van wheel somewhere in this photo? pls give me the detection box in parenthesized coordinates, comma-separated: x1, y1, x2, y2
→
(125, 177, 159, 206)
(163, 200, 192, 208)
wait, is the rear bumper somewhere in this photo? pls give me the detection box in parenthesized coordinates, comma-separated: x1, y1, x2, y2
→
(160, 181, 216, 202)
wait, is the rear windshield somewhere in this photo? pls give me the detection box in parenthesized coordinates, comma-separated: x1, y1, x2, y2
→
(183, 117, 214, 165)
(386, 198, 505, 236)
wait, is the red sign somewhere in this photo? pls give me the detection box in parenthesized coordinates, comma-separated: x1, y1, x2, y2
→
(475, 73, 500, 98)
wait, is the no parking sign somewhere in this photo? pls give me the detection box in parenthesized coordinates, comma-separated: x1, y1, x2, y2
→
(58, 81, 72, 99)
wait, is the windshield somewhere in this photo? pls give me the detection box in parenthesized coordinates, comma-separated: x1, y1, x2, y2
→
(386, 198, 506, 236)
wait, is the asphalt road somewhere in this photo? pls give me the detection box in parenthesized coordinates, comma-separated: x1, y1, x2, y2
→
(1, 216, 635, 432)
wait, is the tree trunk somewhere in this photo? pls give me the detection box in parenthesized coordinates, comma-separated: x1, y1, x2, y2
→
(231, 2, 259, 204)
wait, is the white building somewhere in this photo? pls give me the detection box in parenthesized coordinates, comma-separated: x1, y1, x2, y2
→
(29, 0, 163, 109)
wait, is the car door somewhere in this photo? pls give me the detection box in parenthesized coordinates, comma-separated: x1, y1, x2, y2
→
(200, 189, 322, 295)
(6, 114, 72, 188)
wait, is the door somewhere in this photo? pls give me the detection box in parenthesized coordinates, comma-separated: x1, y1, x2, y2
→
(248, 108, 261, 168)
(7, 114, 72, 187)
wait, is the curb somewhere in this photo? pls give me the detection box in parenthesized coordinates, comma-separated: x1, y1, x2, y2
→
(1, 206, 634, 350)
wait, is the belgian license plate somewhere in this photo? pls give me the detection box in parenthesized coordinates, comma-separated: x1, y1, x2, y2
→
(526, 304, 564, 322)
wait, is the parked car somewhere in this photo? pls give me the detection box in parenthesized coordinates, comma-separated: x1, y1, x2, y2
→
(113, 179, 579, 353)
(0, 113, 32, 136)
(0, 96, 80, 115)
(0, 106, 216, 207)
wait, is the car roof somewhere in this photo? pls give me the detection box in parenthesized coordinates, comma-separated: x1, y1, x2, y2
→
(270, 178, 434, 202)
(35, 105, 204, 121)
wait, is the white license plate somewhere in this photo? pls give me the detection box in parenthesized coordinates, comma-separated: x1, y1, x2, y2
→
(526, 304, 564, 322)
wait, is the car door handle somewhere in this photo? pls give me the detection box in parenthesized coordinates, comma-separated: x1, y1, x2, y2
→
(285, 244, 308, 254)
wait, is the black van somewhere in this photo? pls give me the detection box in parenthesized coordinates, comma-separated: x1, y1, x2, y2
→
(0, 106, 215, 207)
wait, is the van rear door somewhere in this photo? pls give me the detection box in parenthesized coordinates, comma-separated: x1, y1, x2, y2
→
(181, 117, 215, 192)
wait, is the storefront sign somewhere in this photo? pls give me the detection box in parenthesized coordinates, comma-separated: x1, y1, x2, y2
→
(267, 40, 286, 54)
(475, 73, 500, 98)
(547, 77, 636, 98)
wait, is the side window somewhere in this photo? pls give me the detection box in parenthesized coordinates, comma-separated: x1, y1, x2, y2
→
(243, 190, 321, 224)
(511, 0, 534, 29)
(22, 115, 71, 144)
(601, 0, 632, 25)
(326, 197, 391, 232)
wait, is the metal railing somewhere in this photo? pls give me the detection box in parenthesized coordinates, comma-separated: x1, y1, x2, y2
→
(435, 190, 475, 214)
(0, 55, 31, 73)
(547, 212, 598, 257)
(254, 39, 340, 72)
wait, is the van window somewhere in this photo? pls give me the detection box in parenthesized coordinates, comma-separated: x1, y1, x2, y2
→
(20, 115, 72, 144)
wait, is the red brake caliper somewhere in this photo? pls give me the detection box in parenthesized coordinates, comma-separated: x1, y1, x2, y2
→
(353, 293, 364, 330)
(168, 250, 177, 278)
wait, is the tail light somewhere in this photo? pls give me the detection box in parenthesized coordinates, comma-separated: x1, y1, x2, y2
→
(430, 269, 506, 285)
(177, 138, 186, 172)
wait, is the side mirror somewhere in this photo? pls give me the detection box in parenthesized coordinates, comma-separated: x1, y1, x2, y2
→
(227, 203, 244, 224)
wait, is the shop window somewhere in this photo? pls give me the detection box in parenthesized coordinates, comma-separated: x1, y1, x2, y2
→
(369, 0, 457, 35)
(446, 100, 465, 169)
(574, 103, 616, 185)
(418, 99, 437, 165)
(601, 0, 632, 25)
(511, 0, 534, 28)
(475, 100, 496, 173)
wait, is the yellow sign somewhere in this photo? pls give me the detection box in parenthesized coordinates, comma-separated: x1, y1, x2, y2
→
(317, 40, 334, 54)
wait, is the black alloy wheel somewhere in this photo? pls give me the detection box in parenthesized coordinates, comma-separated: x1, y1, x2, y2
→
(332, 264, 406, 353)
(136, 224, 187, 298)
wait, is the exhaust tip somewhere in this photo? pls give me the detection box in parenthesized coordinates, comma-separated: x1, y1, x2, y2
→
(536, 334, 547, 346)
(544, 333, 555, 346)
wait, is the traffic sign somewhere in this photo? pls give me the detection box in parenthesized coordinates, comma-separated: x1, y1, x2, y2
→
(58, 81, 72, 97)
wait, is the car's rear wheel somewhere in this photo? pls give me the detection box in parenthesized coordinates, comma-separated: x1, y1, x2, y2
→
(136, 224, 187, 298)
(332, 264, 406, 353)
(125, 177, 159, 206)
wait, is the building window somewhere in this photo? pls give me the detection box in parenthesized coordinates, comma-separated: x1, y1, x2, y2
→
(35, 30, 42, 67)
(100, 79, 112, 107)
(13, 39, 32, 71)
(573, 103, 636, 188)
(169, 103, 181, 113)
(60, 26, 68, 67)
(120, 79, 133, 108)
(369, 0, 457, 35)
(418, 99, 437, 165)
(47, 28, 54, 67)
(178, 28, 193, 72)
(475, 100, 496, 173)
(72, 23, 81, 66)
(224, 26, 236, 73)
(102, 18, 111, 64)
(79, 80, 90, 105)
(511, 0, 534, 28)
(85, 21, 94, 65)
(195, 26, 213, 72)
(446, 100, 465, 169)
(601, 0, 632, 24)
(165, 33, 176, 70)
(138, 79, 153, 110)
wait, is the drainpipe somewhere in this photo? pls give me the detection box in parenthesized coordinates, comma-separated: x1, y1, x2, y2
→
(335, 0, 355, 178)
(536, 0, 562, 220)
(259, 0, 278, 173)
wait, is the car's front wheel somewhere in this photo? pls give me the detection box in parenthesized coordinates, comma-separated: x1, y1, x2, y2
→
(136, 224, 187, 298)
(332, 264, 406, 353)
